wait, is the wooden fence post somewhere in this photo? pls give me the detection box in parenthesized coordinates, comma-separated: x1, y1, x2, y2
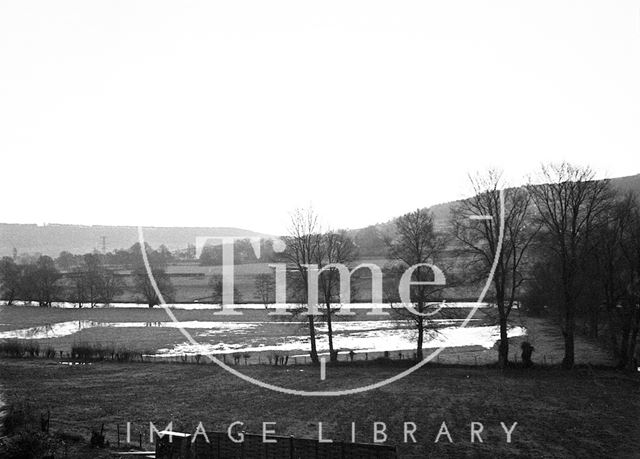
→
(290, 436, 295, 459)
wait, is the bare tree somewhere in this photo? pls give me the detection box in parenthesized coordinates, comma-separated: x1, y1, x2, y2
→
(0, 257, 21, 305)
(613, 193, 640, 370)
(318, 229, 358, 362)
(581, 191, 640, 369)
(20, 256, 61, 307)
(282, 208, 323, 364)
(82, 254, 105, 307)
(387, 208, 446, 361)
(99, 269, 124, 305)
(527, 162, 612, 368)
(210, 274, 242, 305)
(66, 254, 124, 307)
(130, 243, 175, 307)
(451, 170, 536, 367)
(586, 192, 632, 339)
(255, 272, 275, 309)
(69, 267, 89, 307)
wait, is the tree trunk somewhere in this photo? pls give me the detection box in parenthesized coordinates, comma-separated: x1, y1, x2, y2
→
(619, 326, 630, 368)
(416, 317, 424, 361)
(562, 308, 575, 369)
(626, 321, 638, 371)
(498, 315, 509, 368)
(308, 316, 319, 364)
(606, 307, 621, 361)
(589, 306, 599, 339)
(326, 302, 337, 362)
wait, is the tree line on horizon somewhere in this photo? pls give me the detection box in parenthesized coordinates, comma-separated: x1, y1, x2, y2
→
(0, 243, 175, 308)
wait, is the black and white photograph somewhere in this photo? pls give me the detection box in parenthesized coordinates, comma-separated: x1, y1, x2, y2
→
(1, 1, 639, 458)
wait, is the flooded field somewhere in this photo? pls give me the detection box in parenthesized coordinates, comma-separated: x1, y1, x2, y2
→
(0, 303, 525, 358)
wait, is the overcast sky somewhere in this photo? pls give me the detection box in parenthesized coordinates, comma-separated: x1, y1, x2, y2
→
(1, 1, 639, 234)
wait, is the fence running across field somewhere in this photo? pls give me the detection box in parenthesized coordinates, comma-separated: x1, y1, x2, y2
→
(0, 340, 568, 367)
(149, 348, 556, 367)
(155, 430, 398, 459)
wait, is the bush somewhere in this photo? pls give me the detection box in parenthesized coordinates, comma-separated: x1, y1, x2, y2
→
(0, 340, 26, 358)
(2, 403, 36, 436)
(71, 342, 93, 361)
(0, 404, 55, 458)
(115, 346, 141, 362)
(0, 431, 51, 458)
(71, 342, 115, 362)
(43, 346, 56, 359)
(90, 425, 106, 448)
(25, 342, 40, 357)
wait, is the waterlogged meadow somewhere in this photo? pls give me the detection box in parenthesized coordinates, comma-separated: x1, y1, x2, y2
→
(0, 302, 529, 362)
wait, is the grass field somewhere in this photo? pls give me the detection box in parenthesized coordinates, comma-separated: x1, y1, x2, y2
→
(0, 359, 639, 458)
(0, 306, 633, 457)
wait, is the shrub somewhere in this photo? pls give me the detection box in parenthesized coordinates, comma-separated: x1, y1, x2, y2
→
(2, 403, 36, 436)
(25, 342, 40, 357)
(115, 346, 141, 362)
(0, 431, 51, 458)
(43, 346, 56, 359)
(0, 340, 26, 358)
(90, 424, 106, 448)
(71, 342, 114, 362)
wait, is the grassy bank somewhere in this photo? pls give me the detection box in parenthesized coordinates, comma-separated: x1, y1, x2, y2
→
(1, 359, 639, 458)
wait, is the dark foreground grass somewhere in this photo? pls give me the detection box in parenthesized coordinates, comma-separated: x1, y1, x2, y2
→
(1, 359, 639, 458)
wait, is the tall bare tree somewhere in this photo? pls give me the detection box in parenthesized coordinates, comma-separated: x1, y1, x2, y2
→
(282, 208, 323, 364)
(451, 170, 536, 367)
(131, 243, 175, 307)
(99, 268, 124, 305)
(318, 229, 358, 362)
(613, 193, 640, 369)
(0, 257, 21, 305)
(387, 208, 446, 361)
(20, 256, 61, 307)
(586, 192, 632, 340)
(527, 163, 612, 369)
(66, 254, 124, 307)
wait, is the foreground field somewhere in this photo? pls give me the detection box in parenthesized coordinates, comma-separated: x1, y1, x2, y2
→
(1, 359, 639, 458)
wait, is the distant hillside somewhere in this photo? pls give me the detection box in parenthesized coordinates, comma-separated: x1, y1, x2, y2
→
(609, 173, 640, 194)
(0, 224, 266, 257)
(2, 173, 639, 259)
(350, 173, 640, 258)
